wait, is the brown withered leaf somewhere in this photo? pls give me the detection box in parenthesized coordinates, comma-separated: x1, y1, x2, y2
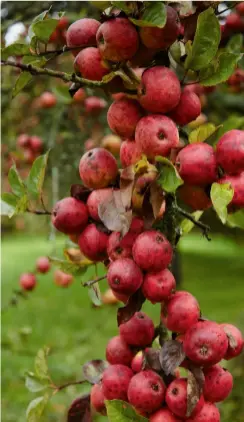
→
(117, 288, 146, 326)
(223, 326, 238, 349)
(186, 367, 204, 418)
(188, 364, 205, 393)
(120, 165, 135, 209)
(67, 394, 91, 422)
(70, 184, 91, 202)
(159, 340, 186, 376)
(144, 348, 162, 372)
(150, 182, 165, 219)
(82, 360, 108, 385)
(98, 189, 133, 237)
(64, 248, 93, 267)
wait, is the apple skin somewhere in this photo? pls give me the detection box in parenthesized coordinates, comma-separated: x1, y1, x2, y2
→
(66, 18, 101, 56)
(168, 91, 201, 127)
(96, 17, 139, 62)
(107, 98, 143, 139)
(135, 114, 179, 159)
(138, 66, 181, 114)
(74, 47, 109, 81)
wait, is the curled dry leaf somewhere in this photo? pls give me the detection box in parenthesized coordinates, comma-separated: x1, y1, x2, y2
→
(159, 340, 186, 376)
(82, 360, 108, 385)
(117, 288, 146, 326)
(102, 288, 120, 305)
(144, 348, 162, 372)
(186, 367, 204, 418)
(67, 394, 91, 422)
(120, 165, 135, 209)
(64, 248, 91, 265)
(223, 326, 238, 349)
(150, 182, 165, 219)
(98, 189, 133, 237)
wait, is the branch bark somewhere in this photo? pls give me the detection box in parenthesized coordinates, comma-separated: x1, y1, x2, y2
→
(83, 275, 106, 287)
(176, 206, 211, 240)
(1, 59, 106, 88)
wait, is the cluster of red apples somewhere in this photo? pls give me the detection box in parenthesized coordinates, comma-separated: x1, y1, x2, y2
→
(19, 257, 74, 291)
(49, 6, 244, 421)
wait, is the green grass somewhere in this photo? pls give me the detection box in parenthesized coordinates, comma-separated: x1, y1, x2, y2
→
(1, 232, 244, 421)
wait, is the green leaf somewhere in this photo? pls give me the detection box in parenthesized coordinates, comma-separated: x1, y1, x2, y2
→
(90, 1, 111, 10)
(226, 34, 243, 54)
(112, 1, 132, 13)
(34, 347, 50, 380)
(181, 211, 204, 234)
(52, 85, 72, 104)
(32, 19, 59, 44)
(2, 192, 28, 217)
(48, 257, 90, 275)
(199, 52, 241, 86)
(25, 372, 48, 393)
(156, 157, 183, 193)
(106, 400, 148, 422)
(1, 193, 18, 217)
(12, 72, 33, 98)
(15, 194, 29, 215)
(22, 56, 47, 65)
(213, 115, 244, 143)
(8, 164, 26, 197)
(12, 57, 47, 98)
(210, 182, 234, 224)
(185, 8, 221, 70)
(27, 151, 49, 200)
(227, 210, 244, 230)
(88, 284, 102, 307)
(26, 395, 48, 422)
(28, 8, 51, 39)
(1, 43, 31, 60)
(130, 2, 166, 28)
(188, 123, 216, 143)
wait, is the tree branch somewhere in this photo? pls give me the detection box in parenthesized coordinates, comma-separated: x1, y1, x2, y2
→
(53, 379, 87, 392)
(216, 2, 239, 16)
(83, 275, 106, 287)
(1, 60, 106, 88)
(27, 208, 51, 215)
(176, 206, 211, 241)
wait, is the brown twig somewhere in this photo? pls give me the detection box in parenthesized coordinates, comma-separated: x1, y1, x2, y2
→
(1, 60, 106, 88)
(216, 2, 239, 16)
(27, 208, 51, 215)
(53, 379, 87, 392)
(83, 275, 107, 287)
(176, 206, 211, 241)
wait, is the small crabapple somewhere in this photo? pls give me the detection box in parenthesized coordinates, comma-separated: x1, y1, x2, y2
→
(19, 273, 37, 291)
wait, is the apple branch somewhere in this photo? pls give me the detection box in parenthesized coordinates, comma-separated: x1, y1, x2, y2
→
(176, 206, 211, 241)
(52, 379, 87, 392)
(27, 208, 52, 215)
(83, 275, 107, 287)
(1, 59, 106, 88)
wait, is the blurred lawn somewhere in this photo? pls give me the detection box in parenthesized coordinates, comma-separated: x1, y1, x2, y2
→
(1, 232, 244, 421)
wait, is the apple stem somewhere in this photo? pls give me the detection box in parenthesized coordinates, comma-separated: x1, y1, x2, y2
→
(176, 206, 211, 241)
